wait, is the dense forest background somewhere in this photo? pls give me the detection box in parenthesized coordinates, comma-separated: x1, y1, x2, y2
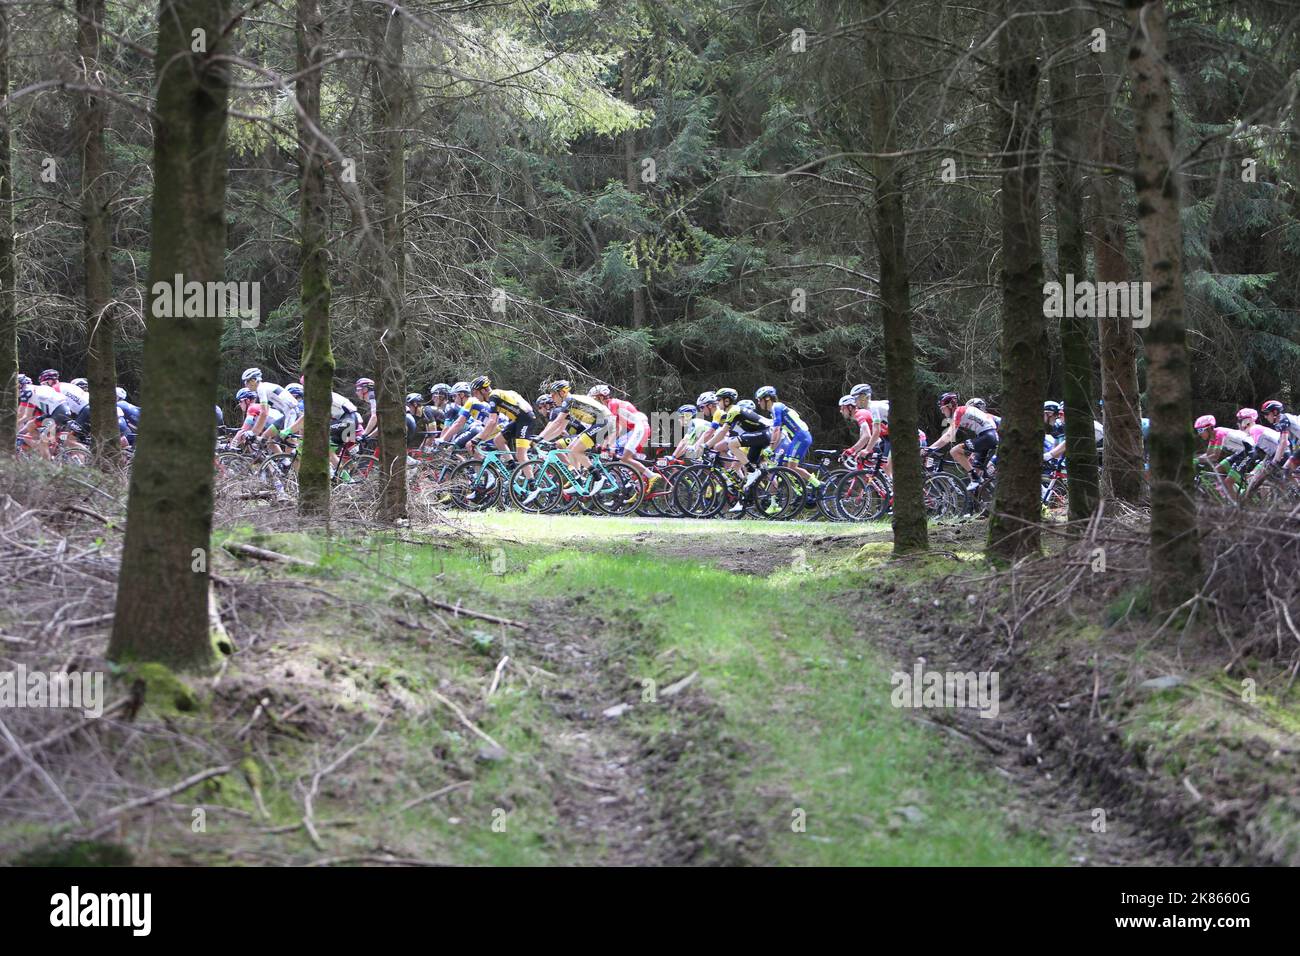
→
(4, 0, 1298, 437)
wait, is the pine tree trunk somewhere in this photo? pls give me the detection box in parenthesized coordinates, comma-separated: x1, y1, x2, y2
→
(296, 0, 332, 518)
(1126, 0, 1201, 611)
(0, 5, 16, 454)
(77, 0, 119, 467)
(988, 1, 1047, 561)
(864, 0, 926, 555)
(1050, 4, 1098, 521)
(623, 51, 650, 404)
(1086, 36, 1145, 503)
(369, 3, 407, 521)
(109, 0, 234, 669)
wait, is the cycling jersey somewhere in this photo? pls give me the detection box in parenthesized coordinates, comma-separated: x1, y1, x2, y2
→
(455, 399, 492, 424)
(56, 382, 89, 413)
(1275, 413, 1300, 442)
(558, 394, 609, 431)
(722, 405, 773, 434)
(868, 400, 890, 436)
(255, 381, 297, 419)
(486, 389, 533, 421)
(683, 416, 711, 445)
(243, 404, 285, 432)
(1207, 427, 1252, 455)
(405, 412, 422, 449)
(330, 391, 358, 421)
(771, 402, 811, 437)
(1246, 424, 1281, 456)
(608, 397, 648, 427)
(24, 384, 70, 419)
(117, 400, 141, 427)
(952, 405, 998, 438)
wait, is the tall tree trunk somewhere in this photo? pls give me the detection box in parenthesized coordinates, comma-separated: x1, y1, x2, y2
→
(369, 3, 406, 521)
(0, 4, 16, 454)
(623, 51, 650, 404)
(297, 0, 332, 518)
(864, 0, 926, 555)
(109, 0, 234, 669)
(1085, 21, 1145, 503)
(1050, 4, 1099, 520)
(77, 0, 119, 467)
(1127, 0, 1200, 611)
(988, 1, 1047, 561)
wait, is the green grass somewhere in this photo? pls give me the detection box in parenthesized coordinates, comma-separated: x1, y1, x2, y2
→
(302, 517, 1063, 866)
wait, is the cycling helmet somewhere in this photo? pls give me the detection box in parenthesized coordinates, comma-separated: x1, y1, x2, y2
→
(850, 383, 872, 398)
(405, 392, 424, 406)
(755, 385, 778, 401)
(737, 399, 757, 411)
(19, 386, 32, 403)
(536, 394, 555, 408)
(696, 391, 717, 406)
(241, 367, 262, 383)
(430, 383, 451, 397)
(355, 377, 375, 390)
(115, 386, 127, 401)
(588, 383, 611, 398)
(938, 391, 959, 406)
(968, 397, 987, 410)
(676, 404, 698, 416)
(236, 387, 257, 402)
(1236, 407, 1258, 423)
(452, 381, 471, 394)
(470, 375, 491, 392)
(286, 383, 304, 397)
(1262, 400, 1284, 415)
(1043, 401, 1063, 413)
(838, 395, 856, 408)
(715, 387, 738, 402)
(1194, 414, 1216, 430)
(70, 377, 88, 390)
(39, 369, 59, 384)
(17, 373, 30, 387)
(547, 379, 570, 393)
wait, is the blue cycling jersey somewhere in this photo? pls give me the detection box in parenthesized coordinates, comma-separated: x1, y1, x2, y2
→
(117, 400, 141, 427)
(771, 402, 810, 436)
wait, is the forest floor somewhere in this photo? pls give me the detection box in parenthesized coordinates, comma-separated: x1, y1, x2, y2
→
(3, 480, 1297, 866)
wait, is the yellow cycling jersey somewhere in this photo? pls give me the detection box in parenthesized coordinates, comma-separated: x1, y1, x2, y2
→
(559, 393, 609, 430)
(486, 389, 533, 421)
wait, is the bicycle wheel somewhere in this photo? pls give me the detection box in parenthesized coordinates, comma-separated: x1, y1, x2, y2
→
(648, 465, 684, 517)
(593, 462, 645, 516)
(673, 465, 728, 518)
(258, 453, 299, 496)
(446, 459, 499, 510)
(746, 467, 801, 520)
(510, 461, 560, 513)
(922, 473, 963, 518)
(836, 472, 888, 521)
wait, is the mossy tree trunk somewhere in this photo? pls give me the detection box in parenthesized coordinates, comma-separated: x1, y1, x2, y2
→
(109, 0, 234, 670)
(988, 0, 1047, 562)
(1126, 0, 1201, 612)
(864, 0, 927, 555)
(77, 0, 120, 467)
(296, 0, 332, 518)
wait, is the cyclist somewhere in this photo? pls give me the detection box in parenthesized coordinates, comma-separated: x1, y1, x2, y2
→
(673, 402, 711, 460)
(19, 382, 76, 459)
(116, 386, 140, 446)
(404, 393, 428, 451)
(711, 398, 776, 514)
(242, 368, 298, 437)
(281, 382, 306, 437)
(839, 394, 875, 463)
(685, 391, 720, 458)
(929, 391, 999, 491)
(438, 379, 494, 452)
(232, 387, 288, 455)
(1260, 400, 1300, 473)
(589, 384, 658, 489)
(425, 384, 454, 439)
(756, 385, 818, 491)
(849, 383, 889, 468)
(535, 392, 559, 426)
(1194, 414, 1254, 502)
(355, 377, 379, 442)
(468, 375, 536, 472)
(1237, 407, 1283, 497)
(702, 387, 751, 479)
(534, 379, 611, 477)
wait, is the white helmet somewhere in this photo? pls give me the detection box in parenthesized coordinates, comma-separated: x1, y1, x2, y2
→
(115, 386, 127, 401)
(242, 367, 262, 383)
(70, 377, 88, 390)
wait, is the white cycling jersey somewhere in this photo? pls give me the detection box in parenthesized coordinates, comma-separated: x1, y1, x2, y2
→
(25, 384, 68, 416)
(255, 381, 297, 419)
(869, 399, 890, 425)
(56, 382, 89, 413)
(330, 391, 358, 421)
(1247, 424, 1281, 455)
(1275, 413, 1300, 442)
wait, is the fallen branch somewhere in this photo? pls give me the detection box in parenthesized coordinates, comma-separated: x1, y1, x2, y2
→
(89, 764, 233, 828)
(223, 542, 316, 567)
(430, 689, 504, 753)
(397, 780, 471, 812)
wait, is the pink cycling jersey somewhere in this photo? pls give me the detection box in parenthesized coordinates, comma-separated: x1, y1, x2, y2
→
(1208, 427, 1252, 454)
(1246, 424, 1281, 455)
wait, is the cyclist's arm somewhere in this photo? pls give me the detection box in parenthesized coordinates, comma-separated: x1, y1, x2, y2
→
(536, 412, 566, 443)
(478, 411, 502, 443)
(929, 422, 958, 452)
(849, 420, 873, 456)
